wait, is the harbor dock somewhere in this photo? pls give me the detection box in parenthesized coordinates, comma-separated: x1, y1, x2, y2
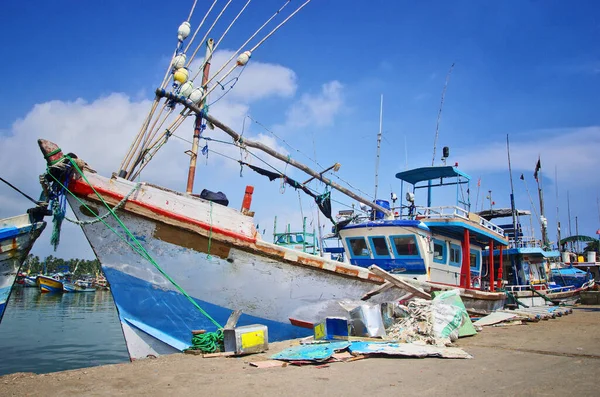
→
(2, 306, 598, 397)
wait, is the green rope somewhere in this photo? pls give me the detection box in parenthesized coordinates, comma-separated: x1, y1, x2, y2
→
(186, 329, 224, 353)
(47, 157, 224, 336)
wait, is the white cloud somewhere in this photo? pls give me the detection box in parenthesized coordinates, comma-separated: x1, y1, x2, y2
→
(284, 81, 344, 128)
(0, 54, 323, 260)
(188, 50, 297, 103)
(455, 126, 600, 186)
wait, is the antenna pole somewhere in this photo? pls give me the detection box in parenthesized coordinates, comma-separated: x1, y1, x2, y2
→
(431, 63, 455, 166)
(555, 166, 561, 252)
(374, 94, 383, 199)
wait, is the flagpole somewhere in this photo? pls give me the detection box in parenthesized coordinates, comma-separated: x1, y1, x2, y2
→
(555, 165, 561, 252)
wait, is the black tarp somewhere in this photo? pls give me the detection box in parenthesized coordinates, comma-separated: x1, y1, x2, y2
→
(200, 189, 229, 206)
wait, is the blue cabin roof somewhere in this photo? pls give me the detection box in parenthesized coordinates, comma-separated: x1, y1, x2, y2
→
(395, 166, 471, 185)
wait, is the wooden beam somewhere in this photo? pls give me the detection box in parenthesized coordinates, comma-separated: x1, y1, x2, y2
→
(224, 309, 243, 330)
(361, 281, 393, 300)
(368, 265, 431, 300)
(155, 89, 392, 217)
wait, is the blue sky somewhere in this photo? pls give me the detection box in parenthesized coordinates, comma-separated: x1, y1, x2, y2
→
(1, 0, 599, 259)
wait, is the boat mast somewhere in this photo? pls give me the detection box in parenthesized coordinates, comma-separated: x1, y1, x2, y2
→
(506, 135, 518, 247)
(535, 157, 549, 248)
(373, 94, 383, 200)
(186, 39, 214, 194)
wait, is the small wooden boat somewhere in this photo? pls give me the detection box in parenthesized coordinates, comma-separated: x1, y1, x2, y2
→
(1, 212, 46, 322)
(64, 279, 96, 293)
(37, 274, 65, 293)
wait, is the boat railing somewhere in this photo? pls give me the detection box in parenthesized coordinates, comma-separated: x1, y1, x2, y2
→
(509, 236, 543, 249)
(547, 285, 575, 293)
(477, 217, 505, 237)
(417, 205, 470, 220)
(504, 284, 533, 292)
(416, 206, 505, 237)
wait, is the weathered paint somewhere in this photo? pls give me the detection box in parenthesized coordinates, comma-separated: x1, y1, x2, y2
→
(65, 171, 401, 360)
(0, 214, 46, 323)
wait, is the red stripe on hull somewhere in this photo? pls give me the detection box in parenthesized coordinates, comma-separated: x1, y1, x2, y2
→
(69, 178, 256, 244)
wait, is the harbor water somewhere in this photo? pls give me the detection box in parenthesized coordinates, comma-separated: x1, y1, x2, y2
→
(0, 286, 129, 376)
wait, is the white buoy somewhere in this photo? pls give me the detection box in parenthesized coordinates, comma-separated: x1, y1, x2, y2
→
(172, 54, 187, 69)
(178, 21, 191, 41)
(173, 68, 189, 84)
(189, 88, 204, 104)
(179, 81, 194, 97)
(236, 51, 252, 66)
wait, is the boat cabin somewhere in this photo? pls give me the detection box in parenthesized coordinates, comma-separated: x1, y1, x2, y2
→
(338, 166, 508, 290)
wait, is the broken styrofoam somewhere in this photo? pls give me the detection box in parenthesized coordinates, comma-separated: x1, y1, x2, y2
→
(473, 312, 518, 327)
(348, 341, 472, 359)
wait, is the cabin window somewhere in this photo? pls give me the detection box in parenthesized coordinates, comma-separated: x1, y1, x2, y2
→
(391, 235, 419, 257)
(348, 238, 370, 257)
(432, 239, 446, 264)
(449, 244, 461, 267)
(369, 237, 390, 257)
(470, 249, 481, 270)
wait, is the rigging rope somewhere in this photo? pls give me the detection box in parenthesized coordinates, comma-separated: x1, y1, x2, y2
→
(0, 176, 42, 206)
(187, 0, 232, 67)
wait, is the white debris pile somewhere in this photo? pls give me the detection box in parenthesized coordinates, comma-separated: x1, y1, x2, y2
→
(386, 290, 470, 346)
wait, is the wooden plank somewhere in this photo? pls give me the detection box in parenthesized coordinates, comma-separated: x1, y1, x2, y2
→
(289, 318, 314, 329)
(224, 310, 243, 330)
(202, 352, 236, 358)
(368, 265, 431, 300)
(249, 360, 286, 369)
(361, 281, 393, 300)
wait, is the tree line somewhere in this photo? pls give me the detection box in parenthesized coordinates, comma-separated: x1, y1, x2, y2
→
(22, 255, 103, 276)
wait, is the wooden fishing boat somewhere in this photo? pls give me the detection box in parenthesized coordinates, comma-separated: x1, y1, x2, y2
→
(37, 274, 65, 293)
(0, 213, 46, 321)
(478, 210, 590, 307)
(36, 150, 405, 359)
(32, 1, 413, 361)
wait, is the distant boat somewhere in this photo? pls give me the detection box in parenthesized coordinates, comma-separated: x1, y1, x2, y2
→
(23, 276, 38, 287)
(36, 274, 65, 293)
(63, 279, 96, 293)
(0, 212, 47, 322)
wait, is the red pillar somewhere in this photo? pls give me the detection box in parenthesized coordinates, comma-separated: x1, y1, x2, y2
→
(241, 185, 255, 215)
(461, 229, 471, 288)
(489, 239, 495, 292)
(497, 245, 504, 289)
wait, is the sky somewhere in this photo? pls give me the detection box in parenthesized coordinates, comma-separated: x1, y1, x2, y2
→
(1, 0, 599, 260)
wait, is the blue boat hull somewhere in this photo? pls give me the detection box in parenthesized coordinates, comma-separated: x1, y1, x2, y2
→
(0, 214, 46, 323)
(551, 267, 594, 289)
